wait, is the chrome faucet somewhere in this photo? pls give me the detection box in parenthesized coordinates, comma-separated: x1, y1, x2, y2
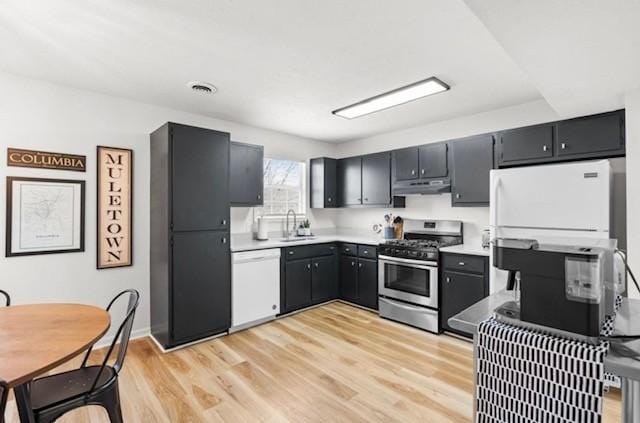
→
(285, 209, 297, 238)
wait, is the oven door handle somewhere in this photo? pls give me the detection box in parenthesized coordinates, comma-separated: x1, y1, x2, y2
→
(378, 255, 438, 268)
(379, 297, 436, 313)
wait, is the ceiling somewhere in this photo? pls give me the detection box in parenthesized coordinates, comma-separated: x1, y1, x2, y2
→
(464, 0, 640, 118)
(0, 1, 638, 142)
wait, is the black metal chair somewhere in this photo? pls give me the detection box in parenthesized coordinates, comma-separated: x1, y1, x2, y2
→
(0, 380, 8, 423)
(0, 291, 8, 423)
(0, 290, 10, 306)
(25, 289, 140, 423)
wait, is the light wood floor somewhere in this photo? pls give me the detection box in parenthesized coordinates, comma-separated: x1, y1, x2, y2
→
(6, 302, 622, 422)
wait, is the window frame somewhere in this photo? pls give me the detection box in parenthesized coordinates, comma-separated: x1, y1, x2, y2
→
(257, 158, 307, 220)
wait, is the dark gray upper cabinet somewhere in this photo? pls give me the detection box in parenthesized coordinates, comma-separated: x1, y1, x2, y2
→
(310, 157, 337, 208)
(451, 134, 494, 207)
(337, 156, 362, 206)
(393, 147, 419, 181)
(497, 110, 624, 167)
(556, 111, 624, 157)
(498, 124, 554, 165)
(230, 141, 264, 207)
(419, 143, 448, 178)
(171, 124, 230, 232)
(361, 152, 391, 205)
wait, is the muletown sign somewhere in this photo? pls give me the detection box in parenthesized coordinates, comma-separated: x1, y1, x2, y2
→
(97, 146, 133, 269)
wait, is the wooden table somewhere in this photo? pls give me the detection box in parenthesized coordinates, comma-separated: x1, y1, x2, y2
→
(0, 304, 110, 422)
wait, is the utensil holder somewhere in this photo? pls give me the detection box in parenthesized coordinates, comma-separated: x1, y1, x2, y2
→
(393, 222, 403, 239)
(383, 227, 395, 239)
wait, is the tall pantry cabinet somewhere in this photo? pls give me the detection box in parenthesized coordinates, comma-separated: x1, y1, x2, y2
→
(150, 122, 231, 349)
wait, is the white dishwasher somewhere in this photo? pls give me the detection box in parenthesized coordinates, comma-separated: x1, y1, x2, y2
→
(231, 248, 281, 332)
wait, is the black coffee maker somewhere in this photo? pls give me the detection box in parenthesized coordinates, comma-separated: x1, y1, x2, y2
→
(493, 238, 620, 340)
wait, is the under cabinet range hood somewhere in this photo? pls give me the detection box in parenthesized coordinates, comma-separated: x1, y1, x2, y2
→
(392, 178, 451, 195)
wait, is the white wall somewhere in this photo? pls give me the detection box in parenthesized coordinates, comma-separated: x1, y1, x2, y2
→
(333, 100, 561, 246)
(0, 71, 337, 340)
(625, 88, 640, 298)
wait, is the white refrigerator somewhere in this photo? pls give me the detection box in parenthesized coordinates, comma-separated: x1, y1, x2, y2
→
(489, 160, 612, 293)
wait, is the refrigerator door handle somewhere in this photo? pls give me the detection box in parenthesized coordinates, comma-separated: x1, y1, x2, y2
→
(491, 175, 501, 231)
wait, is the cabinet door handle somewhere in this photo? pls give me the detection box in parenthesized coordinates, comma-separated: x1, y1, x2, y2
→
(358, 262, 362, 268)
(561, 143, 567, 150)
(257, 194, 261, 200)
(411, 169, 416, 176)
(458, 262, 465, 266)
(330, 246, 335, 250)
(421, 169, 425, 175)
(289, 251, 294, 255)
(456, 193, 461, 199)
(542, 145, 548, 152)
(446, 277, 451, 283)
(307, 263, 311, 270)
(327, 197, 332, 202)
(351, 261, 355, 267)
(315, 262, 319, 268)
(221, 237, 227, 244)
(344, 248, 350, 252)
(364, 198, 368, 202)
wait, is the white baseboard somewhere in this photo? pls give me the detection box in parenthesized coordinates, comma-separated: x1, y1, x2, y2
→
(150, 331, 228, 353)
(93, 327, 150, 349)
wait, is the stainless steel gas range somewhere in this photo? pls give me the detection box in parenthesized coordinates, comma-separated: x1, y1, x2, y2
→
(378, 219, 463, 333)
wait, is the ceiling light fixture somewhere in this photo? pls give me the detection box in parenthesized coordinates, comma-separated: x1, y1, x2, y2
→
(332, 77, 450, 119)
(187, 81, 217, 94)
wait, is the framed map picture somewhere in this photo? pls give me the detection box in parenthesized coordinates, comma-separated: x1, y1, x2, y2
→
(6, 177, 85, 257)
(97, 146, 133, 269)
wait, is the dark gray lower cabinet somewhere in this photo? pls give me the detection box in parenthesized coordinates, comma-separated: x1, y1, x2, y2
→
(440, 253, 489, 337)
(357, 258, 378, 310)
(284, 259, 312, 311)
(281, 242, 379, 313)
(172, 231, 231, 343)
(451, 134, 494, 206)
(339, 244, 378, 310)
(281, 244, 338, 314)
(312, 256, 339, 302)
(339, 256, 359, 303)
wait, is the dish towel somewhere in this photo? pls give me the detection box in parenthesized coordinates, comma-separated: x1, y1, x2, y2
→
(476, 319, 609, 423)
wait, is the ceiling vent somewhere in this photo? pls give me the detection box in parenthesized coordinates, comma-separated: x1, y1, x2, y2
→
(187, 81, 217, 94)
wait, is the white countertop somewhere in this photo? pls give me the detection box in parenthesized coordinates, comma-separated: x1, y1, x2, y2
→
(231, 231, 383, 252)
(439, 244, 490, 257)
